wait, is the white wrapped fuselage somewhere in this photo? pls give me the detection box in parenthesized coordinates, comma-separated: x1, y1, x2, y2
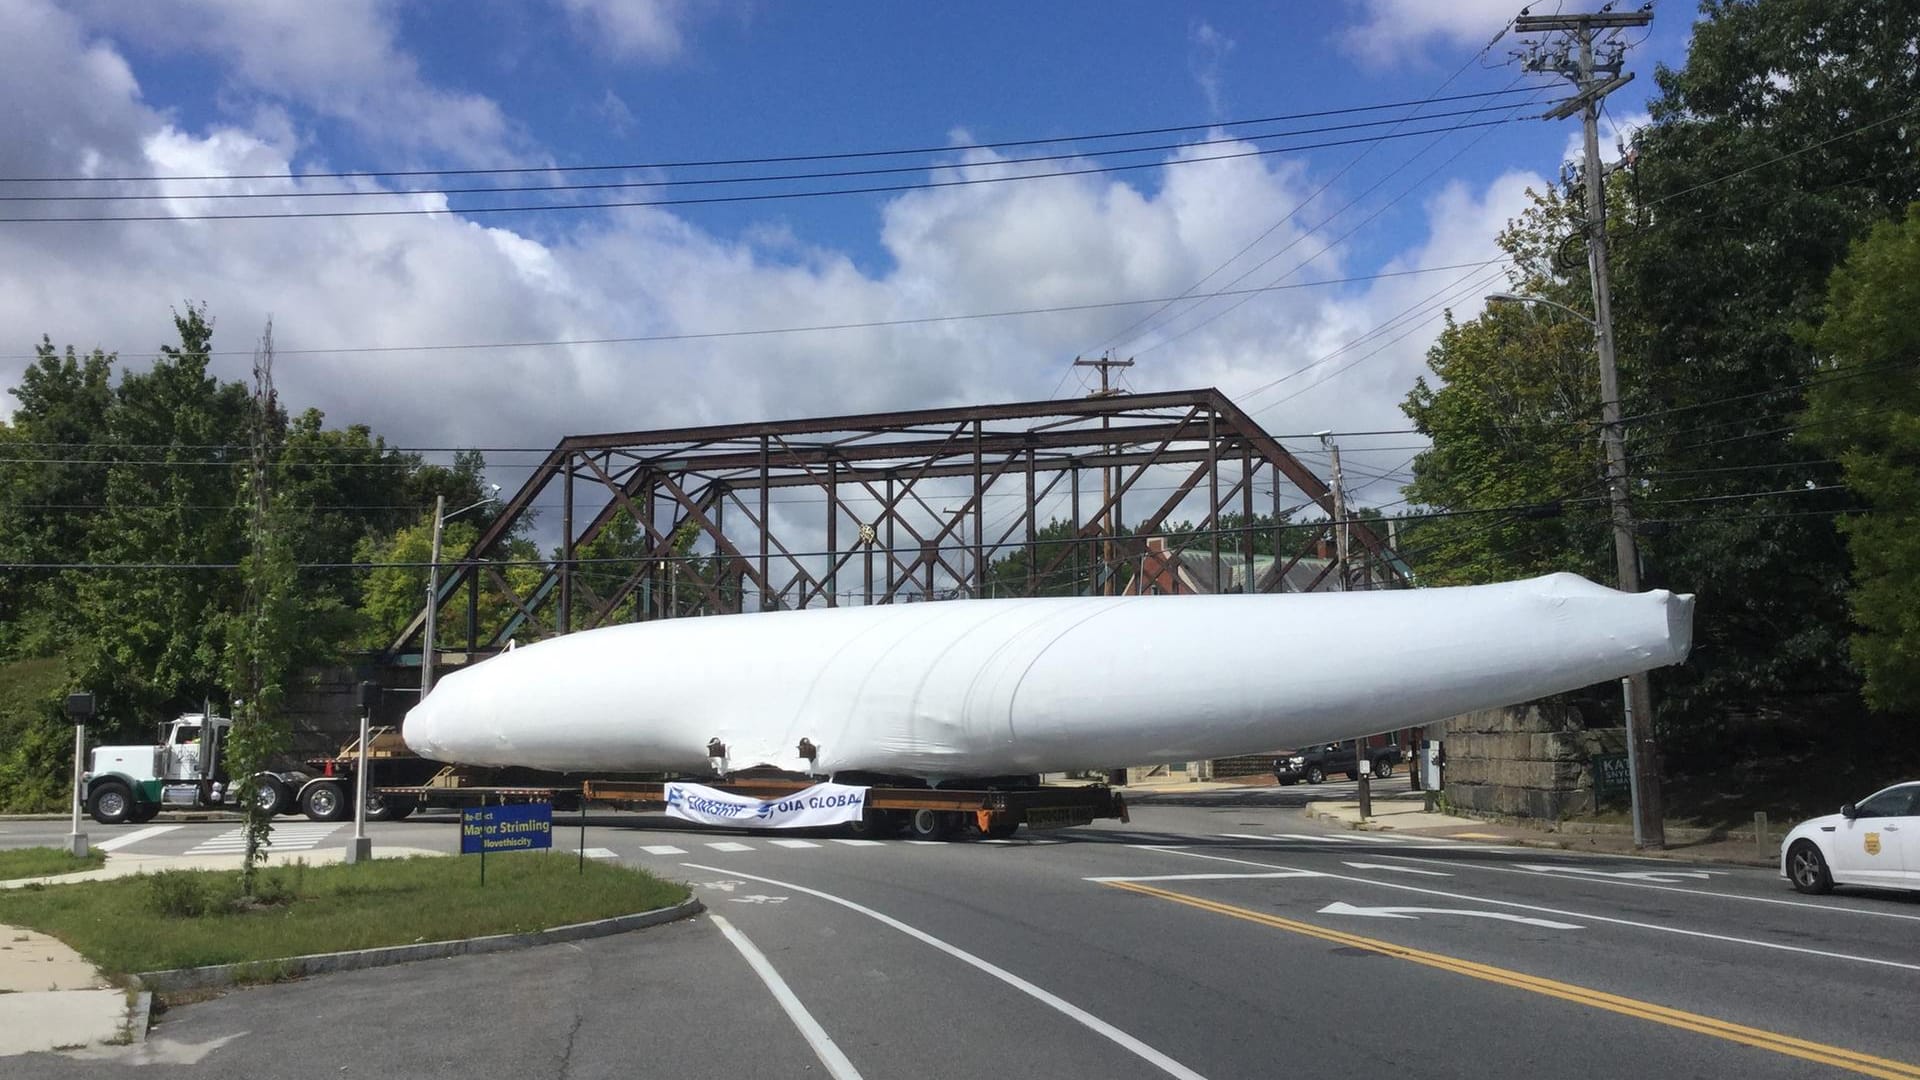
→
(402, 573, 1693, 779)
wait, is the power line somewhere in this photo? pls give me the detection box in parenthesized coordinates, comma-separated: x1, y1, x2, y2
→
(1, 103, 1543, 205)
(1, 87, 1551, 185)
(0, 259, 1503, 362)
(1, 118, 1530, 224)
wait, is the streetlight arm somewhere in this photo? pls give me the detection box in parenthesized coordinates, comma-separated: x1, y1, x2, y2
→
(1487, 292, 1599, 327)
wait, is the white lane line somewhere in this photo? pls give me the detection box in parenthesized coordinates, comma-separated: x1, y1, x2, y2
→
(1224, 833, 1353, 844)
(1342, 862, 1452, 877)
(640, 845, 688, 855)
(768, 839, 820, 849)
(1363, 852, 1920, 923)
(706, 842, 754, 853)
(829, 839, 884, 847)
(1137, 847, 1920, 972)
(1331, 834, 1413, 844)
(93, 824, 181, 852)
(903, 840, 944, 846)
(1087, 872, 1321, 883)
(1319, 901, 1580, 930)
(710, 915, 864, 1080)
(685, 863, 1211, 1080)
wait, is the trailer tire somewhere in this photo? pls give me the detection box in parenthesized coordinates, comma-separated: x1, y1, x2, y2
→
(300, 781, 350, 822)
(88, 782, 135, 826)
(845, 808, 900, 839)
(906, 808, 954, 841)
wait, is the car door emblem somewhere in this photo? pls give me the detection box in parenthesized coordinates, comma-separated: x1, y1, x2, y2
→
(1865, 832, 1881, 856)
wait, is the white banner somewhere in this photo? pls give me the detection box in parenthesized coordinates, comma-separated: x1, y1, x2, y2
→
(663, 781, 871, 829)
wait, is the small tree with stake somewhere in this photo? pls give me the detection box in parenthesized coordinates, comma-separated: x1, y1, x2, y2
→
(225, 321, 296, 895)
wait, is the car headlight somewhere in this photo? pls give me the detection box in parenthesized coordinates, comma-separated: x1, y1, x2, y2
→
(1288, 756, 1305, 765)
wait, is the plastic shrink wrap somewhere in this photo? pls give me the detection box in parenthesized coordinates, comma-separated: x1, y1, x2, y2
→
(403, 572, 1693, 780)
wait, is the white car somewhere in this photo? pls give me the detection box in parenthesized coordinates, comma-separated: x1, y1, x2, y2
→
(1781, 781, 1918, 894)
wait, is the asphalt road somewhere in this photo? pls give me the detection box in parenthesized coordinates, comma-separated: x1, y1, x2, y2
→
(4, 785, 1918, 1079)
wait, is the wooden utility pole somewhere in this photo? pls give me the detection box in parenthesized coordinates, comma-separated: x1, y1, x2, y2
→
(1075, 354, 1133, 595)
(1519, 6, 1663, 849)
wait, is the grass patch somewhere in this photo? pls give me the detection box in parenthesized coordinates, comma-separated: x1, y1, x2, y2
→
(0, 853, 688, 976)
(0, 846, 106, 882)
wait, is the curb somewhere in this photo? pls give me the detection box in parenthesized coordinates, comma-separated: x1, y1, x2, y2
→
(1307, 806, 1778, 868)
(129, 896, 704, 995)
(127, 991, 152, 1044)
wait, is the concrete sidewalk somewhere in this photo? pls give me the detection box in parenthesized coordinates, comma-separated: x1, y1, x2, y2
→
(0, 844, 446, 1058)
(1306, 794, 1781, 868)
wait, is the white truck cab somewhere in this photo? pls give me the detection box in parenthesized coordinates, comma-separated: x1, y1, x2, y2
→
(83, 714, 296, 824)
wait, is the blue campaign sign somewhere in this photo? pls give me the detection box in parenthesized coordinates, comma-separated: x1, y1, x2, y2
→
(461, 802, 553, 855)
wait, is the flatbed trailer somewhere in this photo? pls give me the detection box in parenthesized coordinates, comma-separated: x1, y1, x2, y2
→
(580, 777, 1127, 841)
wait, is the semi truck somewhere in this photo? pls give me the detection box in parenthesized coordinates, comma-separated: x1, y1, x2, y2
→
(83, 715, 1130, 841)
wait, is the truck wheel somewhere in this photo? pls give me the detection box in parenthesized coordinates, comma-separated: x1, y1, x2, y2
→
(1305, 765, 1326, 785)
(300, 781, 349, 822)
(1373, 760, 1394, 779)
(906, 808, 953, 841)
(88, 782, 135, 825)
(252, 777, 290, 817)
(130, 803, 161, 824)
(845, 808, 900, 839)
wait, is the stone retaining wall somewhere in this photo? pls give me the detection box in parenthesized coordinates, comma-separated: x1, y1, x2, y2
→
(1441, 703, 1625, 820)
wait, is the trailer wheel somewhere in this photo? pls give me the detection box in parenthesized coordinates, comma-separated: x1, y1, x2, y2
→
(845, 808, 900, 839)
(300, 781, 349, 822)
(364, 793, 418, 822)
(905, 808, 954, 841)
(982, 818, 1019, 840)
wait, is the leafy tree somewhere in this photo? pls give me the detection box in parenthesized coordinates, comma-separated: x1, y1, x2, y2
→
(1399, 186, 1612, 586)
(1614, 0, 1920, 737)
(1802, 205, 1920, 710)
(0, 340, 115, 657)
(70, 305, 252, 732)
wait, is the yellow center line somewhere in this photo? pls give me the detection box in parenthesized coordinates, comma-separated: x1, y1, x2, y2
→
(1106, 881, 1920, 1080)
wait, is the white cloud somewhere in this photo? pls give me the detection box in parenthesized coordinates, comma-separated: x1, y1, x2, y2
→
(64, 0, 525, 165)
(1339, 0, 1522, 66)
(1189, 21, 1236, 116)
(0, 1, 1543, 528)
(557, 0, 694, 61)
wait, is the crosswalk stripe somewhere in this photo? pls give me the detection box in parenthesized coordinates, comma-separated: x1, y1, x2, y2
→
(576, 847, 618, 859)
(830, 838, 884, 847)
(640, 844, 687, 855)
(768, 839, 820, 849)
(94, 824, 182, 852)
(705, 841, 754, 852)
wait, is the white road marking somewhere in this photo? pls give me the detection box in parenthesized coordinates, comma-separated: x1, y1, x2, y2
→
(695, 879, 744, 892)
(768, 839, 820, 849)
(829, 839, 884, 847)
(93, 824, 180, 852)
(705, 841, 754, 853)
(1319, 901, 1580, 930)
(575, 847, 618, 860)
(1514, 863, 1723, 883)
(903, 840, 944, 846)
(1136, 847, 1920, 972)
(1087, 872, 1322, 883)
(1364, 852, 1920, 922)
(1331, 833, 1413, 844)
(729, 894, 788, 905)
(710, 915, 864, 1080)
(1234, 833, 1356, 844)
(686, 863, 1212, 1080)
(184, 824, 338, 856)
(640, 844, 688, 855)
(1342, 862, 1451, 876)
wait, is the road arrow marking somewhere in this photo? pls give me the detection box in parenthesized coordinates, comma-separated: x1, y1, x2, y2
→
(1516, 863, 1724, 884)
(729, 894, 788, 905)
(696, 879, 745, 892)
(1319, 901, 1580, 929)
(1342, 862, 1451, 876)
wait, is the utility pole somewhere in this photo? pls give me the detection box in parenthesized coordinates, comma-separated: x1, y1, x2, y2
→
(1518, 5, 1664, 849)
(1317, 433, 1350, 591)
(1074, 354, 1133, 596)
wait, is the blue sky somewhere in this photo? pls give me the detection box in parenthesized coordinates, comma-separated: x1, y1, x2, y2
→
(0, 1, 1702, 510)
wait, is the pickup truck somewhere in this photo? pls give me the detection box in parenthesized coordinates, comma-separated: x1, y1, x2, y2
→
(1273, 740, 1401, 785)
